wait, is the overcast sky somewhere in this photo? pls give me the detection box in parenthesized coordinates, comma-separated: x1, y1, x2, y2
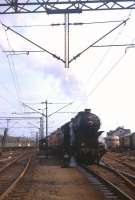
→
(0, 8, 135, 138)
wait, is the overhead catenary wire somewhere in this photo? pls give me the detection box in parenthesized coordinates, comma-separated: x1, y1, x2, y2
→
(87, 53, 126, 97)
(0, 94, 19, 108)
(7, 20, 124, 28)
(85, 20, 128, 84)
(0, 47, 19, 98)
(69, 18, 129, 63)
(2, 20, 128, 66)
(0, 19, 24, 103)
(5, 43, 23, 110)
(0, 45, 25, 108)
(0, 29, 24, 112)
(58, 54, 127, 121)
(0, 12, 133, 130)
(1, 43, 135, 55)
(71, 14, 131, 113)
(2, 23, 65, 63)
(72, 52, 126, 113)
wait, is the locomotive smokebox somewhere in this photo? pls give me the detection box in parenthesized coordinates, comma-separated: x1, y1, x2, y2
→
(73, 109, 101, 139)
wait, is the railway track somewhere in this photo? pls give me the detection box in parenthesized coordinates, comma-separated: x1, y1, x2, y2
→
(102, 153, 135, 178)
(103, 152, 135, 166)
(119, 150, 135, 157)
(100, 161, 135, 185)
(0, 149, 32, 171)
(0, 151, 20, 169)
(121, 171, 135, 184)
(0, 151, 134, 200)
(80, 163, 135, 200)
(0, 151, 34, 200)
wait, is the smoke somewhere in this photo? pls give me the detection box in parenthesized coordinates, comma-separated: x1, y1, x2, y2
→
(42, 64, 82, 98)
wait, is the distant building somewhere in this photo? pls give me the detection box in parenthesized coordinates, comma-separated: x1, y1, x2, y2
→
(0, 134, 36, 147)
(107, 126, 131, 137)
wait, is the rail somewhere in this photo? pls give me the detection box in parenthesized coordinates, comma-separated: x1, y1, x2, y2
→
(0, 153, 33, 200)
(81, 164, 134, 200)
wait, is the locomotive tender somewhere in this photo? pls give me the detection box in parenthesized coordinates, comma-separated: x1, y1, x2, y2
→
(39, 109, 106, 165)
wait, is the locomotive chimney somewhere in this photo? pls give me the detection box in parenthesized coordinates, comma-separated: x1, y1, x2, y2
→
(85, 109, 91, 113)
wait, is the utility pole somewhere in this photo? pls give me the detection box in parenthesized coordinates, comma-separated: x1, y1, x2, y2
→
(28, 122, 40, 146)
(45, 100, 48, 157)
(22, 101, 73, 145)
(20, 101, 73, 157)
(2, 119, 10, 148)
(65, 13, 69, 68)
(22, 103, 46, 140)
(45, 100, 48, 143)
(39, 117, 44, 140)
(35, 129, 40, 148)
(41, 100, 73, 138)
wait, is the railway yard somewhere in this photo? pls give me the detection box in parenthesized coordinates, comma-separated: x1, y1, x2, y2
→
(0, 148, 134, 200)
(0, 110, 134, 200)
(1, 2, 135, 200)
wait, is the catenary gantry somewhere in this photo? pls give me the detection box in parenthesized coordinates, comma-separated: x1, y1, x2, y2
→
(1, 0, 135, 14)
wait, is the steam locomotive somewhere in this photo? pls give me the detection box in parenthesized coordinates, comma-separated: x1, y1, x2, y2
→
(39, 109, 106, 165)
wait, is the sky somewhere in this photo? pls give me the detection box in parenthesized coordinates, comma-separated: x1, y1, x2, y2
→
(0, 7, 135, 139)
